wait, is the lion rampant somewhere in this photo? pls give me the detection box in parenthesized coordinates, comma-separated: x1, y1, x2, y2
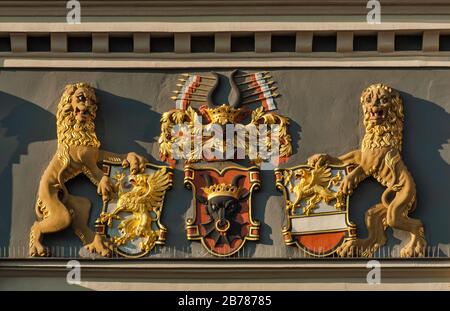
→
(29, 82, 147, 257)
(308, 83, 426, 257)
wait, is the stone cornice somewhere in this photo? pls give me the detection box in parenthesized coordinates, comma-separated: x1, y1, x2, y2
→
(0, 1, 450, 17)
(1, 259, 450, 280)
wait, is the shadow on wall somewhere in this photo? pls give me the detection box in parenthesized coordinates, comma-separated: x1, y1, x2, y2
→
(285, 119, 302, 166)
(401, 93, 450, 247)
(94, 89, 162, 162)
(0, 91, 56, 246)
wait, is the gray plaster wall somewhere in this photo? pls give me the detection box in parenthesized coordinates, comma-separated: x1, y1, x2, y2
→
(0, 68, 449, 258)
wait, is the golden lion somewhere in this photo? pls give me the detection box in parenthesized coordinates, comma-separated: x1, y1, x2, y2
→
(29, 82, 147, 257)
(308, 83, 426, 257)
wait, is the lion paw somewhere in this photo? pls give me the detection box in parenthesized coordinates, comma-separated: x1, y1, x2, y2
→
(29, 242, 49, 257)
(336, 239, 380, 257)
(340, 176, 356, 195)
(400, 236, 426, 258)
(84, 234, 111, 257)
(307, 153, 330, 167)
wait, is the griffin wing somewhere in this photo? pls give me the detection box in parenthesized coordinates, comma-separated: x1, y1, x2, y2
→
(309, 165, 333, 188)
(145, 167, 172, 212)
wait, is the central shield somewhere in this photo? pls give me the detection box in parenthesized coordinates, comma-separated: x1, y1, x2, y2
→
(184, 165, 260, 257)
(275, 163, 356, 257)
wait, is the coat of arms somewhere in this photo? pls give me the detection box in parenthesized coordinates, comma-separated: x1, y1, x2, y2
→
(96, 161, 173, 258)
(275, 161, 356, 257)
(159, 70, 293, 256)
(159, 70, 292, 165)
(184, 165, 260, 257)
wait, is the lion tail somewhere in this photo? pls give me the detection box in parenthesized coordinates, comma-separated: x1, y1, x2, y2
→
(408, 193, 417, 213)
(381, 188, 417, 214)
(381, 188, 394, 207)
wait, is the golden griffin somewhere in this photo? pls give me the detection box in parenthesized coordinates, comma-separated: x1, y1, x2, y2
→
(283, 161, 345, 216)
(99, 167, 172, 255)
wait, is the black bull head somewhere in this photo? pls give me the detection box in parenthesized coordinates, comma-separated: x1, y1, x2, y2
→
(197, 174, 250, 246)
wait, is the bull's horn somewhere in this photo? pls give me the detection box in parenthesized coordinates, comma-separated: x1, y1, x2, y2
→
(231, 175, 245, 187)
(202, 174, 213, 187)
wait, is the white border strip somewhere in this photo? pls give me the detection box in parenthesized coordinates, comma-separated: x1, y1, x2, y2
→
(291, 213, 348, 234)
(1, 22, 450, 32)
(2, 57, 450, 68)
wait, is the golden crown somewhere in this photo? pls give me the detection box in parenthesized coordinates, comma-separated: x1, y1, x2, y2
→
(202, 104, 243, 125)
(202, 183, 241, 200)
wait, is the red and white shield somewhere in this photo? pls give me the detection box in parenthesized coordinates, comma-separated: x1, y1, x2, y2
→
(275, 164, 356, 257)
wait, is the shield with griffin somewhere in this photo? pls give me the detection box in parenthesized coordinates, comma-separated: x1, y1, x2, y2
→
(275, 162, 356, 257)
(184, 165, 260, 257)
(95, 161, 173, 258)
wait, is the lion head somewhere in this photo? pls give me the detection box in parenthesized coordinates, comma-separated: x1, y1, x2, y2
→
(56, 82, 100, 148)
(360, 83, 404, 152)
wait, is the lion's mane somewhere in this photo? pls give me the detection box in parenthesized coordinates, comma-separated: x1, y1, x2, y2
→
(55, 83, 101, 184)
(361, 83, 404, 152)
